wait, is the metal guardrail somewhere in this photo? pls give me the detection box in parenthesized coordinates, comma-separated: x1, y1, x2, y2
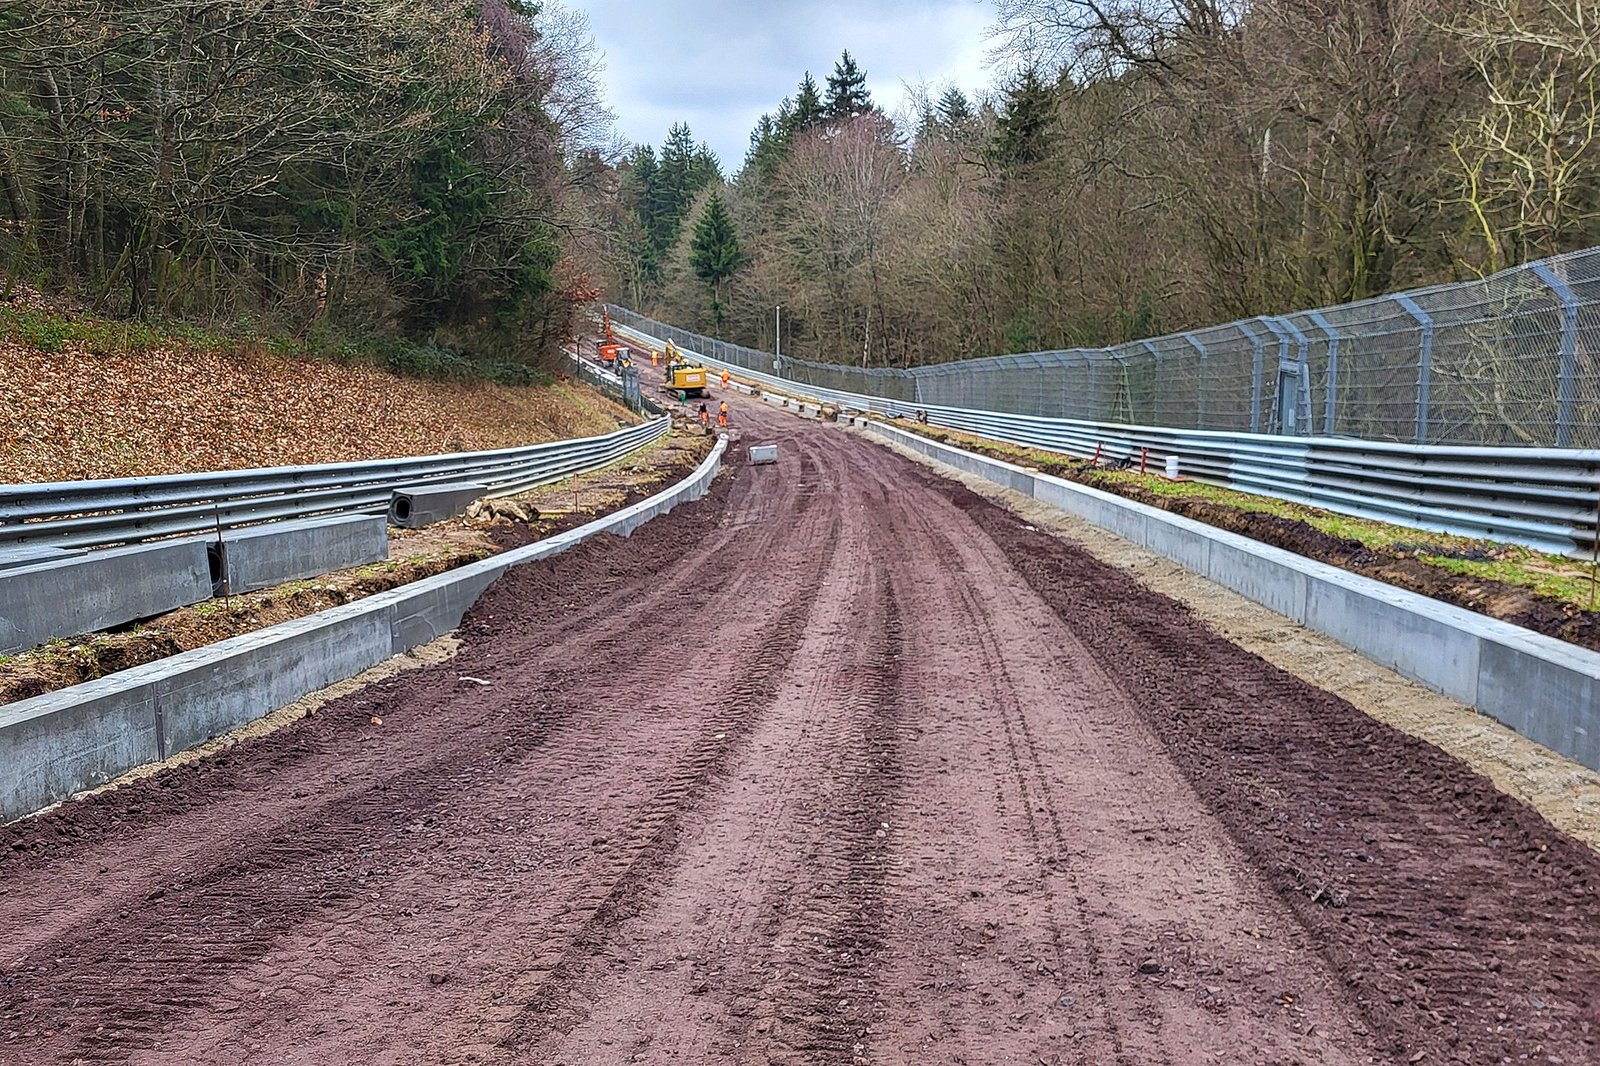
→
(613, 321, 1600, 559)
(0, 416, 671, 551)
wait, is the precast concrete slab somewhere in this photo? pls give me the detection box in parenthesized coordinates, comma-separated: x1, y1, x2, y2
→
(1477, 634, 1600, 770)
(388, 482, 487, 528)
(1301, 575, 1483, 704)
(0, 682, 160, 822)
(0, 545, 81, 571)
(1202, 535, 1311, 621)
(217, 514, 390, 594)
(0, 440, 727, 823)
(858, 417, 1600, 773)
(156, 606, 395, 756)
(0, 539, 213, 655)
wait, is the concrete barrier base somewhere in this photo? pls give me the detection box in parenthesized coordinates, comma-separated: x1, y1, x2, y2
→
(389, 483, 487, 528)
(217, 514, 389, 594)
(1, 440, 726, 823)
(0, 540, 213, 655)
(857, 417, 1600, 773)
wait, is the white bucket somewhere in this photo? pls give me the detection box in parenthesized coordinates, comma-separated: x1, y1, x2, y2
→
(1164, 456, 1180, 479)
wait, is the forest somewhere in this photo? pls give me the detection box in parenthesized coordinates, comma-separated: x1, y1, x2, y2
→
(0, 0, 622, 373)
(607, 0, 1600, 369)
(1, 0, 1596, 375)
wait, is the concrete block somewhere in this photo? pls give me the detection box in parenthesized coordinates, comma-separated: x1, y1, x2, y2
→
(1140, 512, 1213, 574)
(217, 514, 389, 594)
(0, 545, 81, 572)
(156, 606, 394, 755)
(1302, 572, 1482, 705)
(0, 539, 213, 654)
(1477, 634, 1600, 770)
(383, 566, 501, 653)
(750, 444, 778, 465)
(1203, 536, 1310, 621)
(389, 482, 487, 529)
(0, 680, 160, 822)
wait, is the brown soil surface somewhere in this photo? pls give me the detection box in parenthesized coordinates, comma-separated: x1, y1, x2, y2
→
(881, 439, 1600, 853)
(0, 433, 710, 705)
(917, 426, 1600, 652)
(0, 333, 635, 483)
(2, 382, 1598, 1065)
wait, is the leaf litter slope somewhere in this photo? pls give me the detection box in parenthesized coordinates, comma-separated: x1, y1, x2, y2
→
(0, 338, 632, 482)
(0, 386, 1596, 1065)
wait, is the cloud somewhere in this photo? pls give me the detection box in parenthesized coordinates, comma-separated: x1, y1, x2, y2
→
(578, 0, 998, 171)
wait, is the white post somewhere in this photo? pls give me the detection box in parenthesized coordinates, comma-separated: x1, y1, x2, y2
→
(774, 305, 783, 374)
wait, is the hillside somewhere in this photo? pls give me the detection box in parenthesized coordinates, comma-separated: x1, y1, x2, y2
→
(0, 309, 631, 484)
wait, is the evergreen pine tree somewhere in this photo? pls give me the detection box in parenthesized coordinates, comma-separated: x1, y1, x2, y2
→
(791, 73, 825, 132)
(744, 114, 787, 181)
(690, 192, 744, 326)
(989, 68, 1056, 168)
(824, 50, 871, 120)
(632, 124, 722, 278)
(937, 87, 973, 130)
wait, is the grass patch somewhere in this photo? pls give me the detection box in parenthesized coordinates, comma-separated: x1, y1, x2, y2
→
(924, 425, 1600, 612)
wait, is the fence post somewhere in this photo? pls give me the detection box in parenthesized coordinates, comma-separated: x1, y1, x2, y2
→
(1182, 333, 1207, 429)
(1395, 294, 1435, 444)
(1532, 261, 1580, 447)
(1140, 340, 1160, 424)
(1275, 316, 1311, 435)
(1306, 310, 1340, 436)
(1237, 320, 1265, 433)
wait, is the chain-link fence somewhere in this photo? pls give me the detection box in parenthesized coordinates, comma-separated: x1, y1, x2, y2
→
(611, 246, 1600, 449)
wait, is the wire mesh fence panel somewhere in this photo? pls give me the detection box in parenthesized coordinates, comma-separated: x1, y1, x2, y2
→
(607, 246, 1600, 449)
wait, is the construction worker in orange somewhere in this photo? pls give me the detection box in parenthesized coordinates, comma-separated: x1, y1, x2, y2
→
(718, 400, 729, 427)
(698, 403, 710, 429)
(720, 368, 730, 390)
(651, 349, 660, 367)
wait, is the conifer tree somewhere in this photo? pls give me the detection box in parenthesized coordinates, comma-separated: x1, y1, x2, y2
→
(791, 73, 826, 132)
(989, 67, 1056, 168)
(937, 87, 973, 129)
(690, 192, 744, 326)
(824, 51, 871, 120)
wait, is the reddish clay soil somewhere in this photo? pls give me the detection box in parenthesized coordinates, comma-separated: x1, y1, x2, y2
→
(2, 378, 1599, 1065)
(918, 428, 1600, 653)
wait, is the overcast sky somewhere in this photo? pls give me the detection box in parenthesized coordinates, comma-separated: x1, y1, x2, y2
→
(577, 0, 999, 171)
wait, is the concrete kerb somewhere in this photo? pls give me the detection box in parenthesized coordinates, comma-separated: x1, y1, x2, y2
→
(0, 438, 728, 823)
(856, 417, 1600, 773)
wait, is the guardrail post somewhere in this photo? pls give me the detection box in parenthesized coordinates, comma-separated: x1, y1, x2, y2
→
(1532, 261, 1581, 447)
(1395, 294, 1435, 444)
(1182, 333, 1207, 428)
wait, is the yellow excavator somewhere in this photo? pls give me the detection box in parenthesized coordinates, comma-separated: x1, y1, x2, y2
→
(660, 339, 708, 400)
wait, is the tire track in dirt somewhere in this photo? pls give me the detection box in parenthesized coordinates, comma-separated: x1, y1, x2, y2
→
(6, 385, 1600, 1065)
(510, 425, 906, 1066)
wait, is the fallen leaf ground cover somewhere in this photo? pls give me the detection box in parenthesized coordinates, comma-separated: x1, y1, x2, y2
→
(0, 300, 633, 483)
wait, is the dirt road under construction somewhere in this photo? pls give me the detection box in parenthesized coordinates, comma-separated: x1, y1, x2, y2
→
(4, 371, 1600, 1066)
